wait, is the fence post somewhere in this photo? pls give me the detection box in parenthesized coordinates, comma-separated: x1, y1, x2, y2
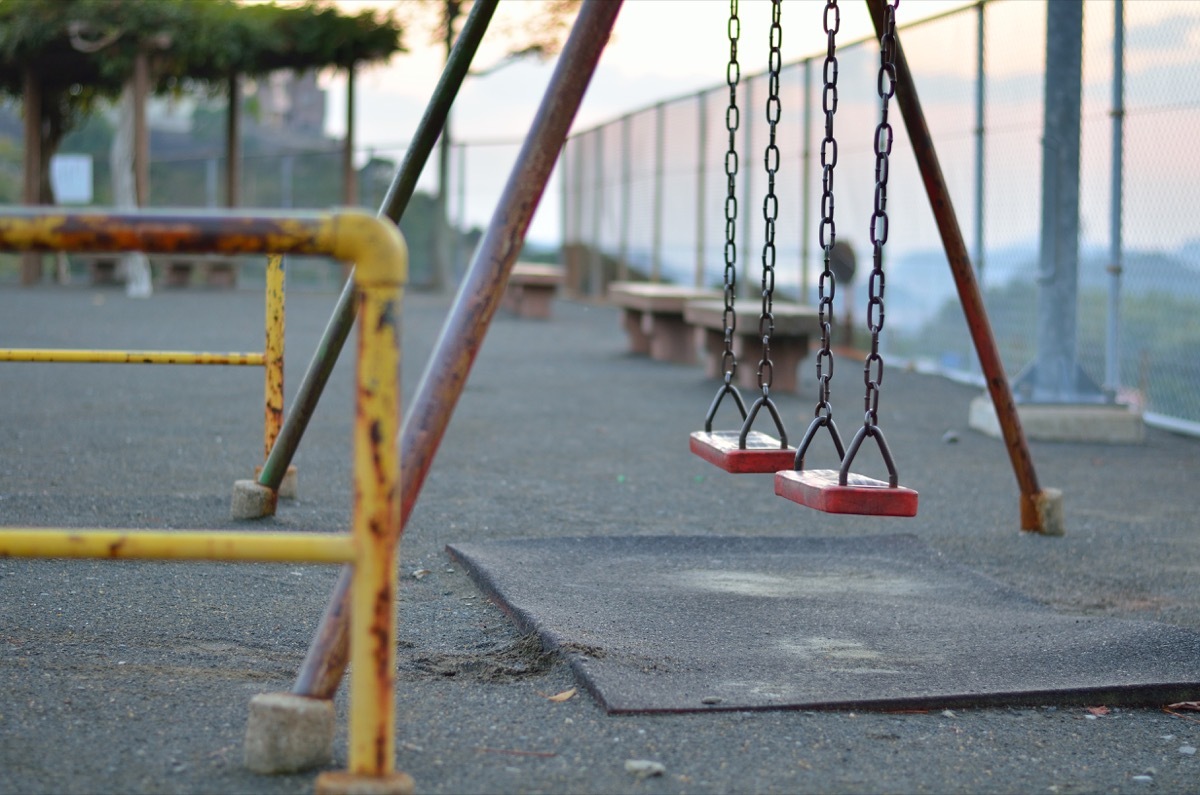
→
(652, 102, 665, 282)
(619, 115, 631, 281)
(590, 128, 604, 293)
(801, 57, 813, 304)
(741, 76, 755, 299)
(973, 2, 986, 295)
(1105, 0, 1125, 396)
(696, 91, 708, 288)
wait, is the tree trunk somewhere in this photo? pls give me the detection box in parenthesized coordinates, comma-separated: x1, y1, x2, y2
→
(20, 68, 42, 285)
(112, 80, 153, 298)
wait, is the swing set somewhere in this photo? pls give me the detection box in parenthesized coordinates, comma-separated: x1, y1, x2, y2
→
(691, 0, 918, 517)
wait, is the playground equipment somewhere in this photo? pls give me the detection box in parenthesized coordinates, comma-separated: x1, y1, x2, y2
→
(690, 0, 796, 474)
(0, 208, 411, 793)
(776, 0, 918, 517)
(0, 0, 1063, 786)
(0, 252, 294, 495)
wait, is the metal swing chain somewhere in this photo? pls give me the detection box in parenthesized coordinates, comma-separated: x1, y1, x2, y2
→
(793, 0, 848, 471)
(721, 0, 741, 391)
(815, 0, 840, 425)
(736, 0, 788, 450)
(863, 0, 898, 432)
(835, 0, 903, 489)
(703, 0, 749, 432)
(756, 0, 783, 398)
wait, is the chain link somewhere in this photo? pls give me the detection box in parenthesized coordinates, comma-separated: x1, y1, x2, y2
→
(814, 0, 840, 421)
(862, 0, 899, 428)
(756, 0, 783, 394)
(721, 0, 740, 384)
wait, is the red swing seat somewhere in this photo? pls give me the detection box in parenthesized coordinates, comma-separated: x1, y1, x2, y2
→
(690, 430, 796, 474)
(774, 468, 917, 516)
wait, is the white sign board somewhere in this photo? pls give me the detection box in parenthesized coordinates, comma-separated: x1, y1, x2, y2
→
(50, 154, 94, 204)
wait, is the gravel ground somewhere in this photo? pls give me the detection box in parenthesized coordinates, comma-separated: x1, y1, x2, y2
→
(0, 284, 1197, 794)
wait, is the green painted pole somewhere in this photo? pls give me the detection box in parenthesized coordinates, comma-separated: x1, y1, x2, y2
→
(256, 0, 500, 492)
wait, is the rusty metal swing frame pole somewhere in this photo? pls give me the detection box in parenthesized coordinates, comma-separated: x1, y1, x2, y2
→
(864, 0, 1060, 534)
(292, 0, 624, 700)
(255, 0, 499, 494)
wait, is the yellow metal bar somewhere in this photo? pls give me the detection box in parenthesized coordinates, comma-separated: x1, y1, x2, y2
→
(339, 214, 407, 776)
(0, 529, 356, 563)
(0, 349, 265, 366)
(264, 253, 286, 457)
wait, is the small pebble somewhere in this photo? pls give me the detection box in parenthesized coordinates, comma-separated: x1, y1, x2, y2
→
(941, 710, 956, 718)
(625, 759, 666, 779)
(701, 696, 723, 705)
(941, 430, 959, 444)
(1180, 745, 1196, 756)
(1131, 775, 1153, 784)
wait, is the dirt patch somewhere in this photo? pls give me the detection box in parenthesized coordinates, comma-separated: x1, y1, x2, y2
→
(398, 633, 557, 682)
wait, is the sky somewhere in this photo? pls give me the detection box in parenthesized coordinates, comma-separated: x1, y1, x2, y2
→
(317, 0, 977, 244)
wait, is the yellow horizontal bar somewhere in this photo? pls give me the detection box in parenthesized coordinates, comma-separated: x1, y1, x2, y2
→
(0, 529, 356, 563)
(0, 349, 265, 366)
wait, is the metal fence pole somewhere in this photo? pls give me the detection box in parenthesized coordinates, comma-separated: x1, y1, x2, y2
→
(801, 57, 813, 304)
(973, 2, 986, 294)
(652, 102, 665, 282)
(696, 91, 708, 288)
(1025, 0, 1096, 402)
(1106, 0, 1125, 396)
(741, 76, 754, 299)
(590, 128, 604, 292)
(619, 115, 631, 281)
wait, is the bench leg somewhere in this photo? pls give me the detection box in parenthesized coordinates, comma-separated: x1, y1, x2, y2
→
(735, 337, 807, 394)
(621, 309, 651, 355)
(699, 328, 727, 380)
(644, 313, 696, 364)
(516, 285, 555, 319)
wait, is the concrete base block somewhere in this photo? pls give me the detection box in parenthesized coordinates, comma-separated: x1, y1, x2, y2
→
(314, 771, 416, 795)
(255, 464, 299, 500)
(231, 479, 278, 519)
(1035, 487, 1065, 537)
(243, 692, 334, 774)
(968, 394, 1145, 444)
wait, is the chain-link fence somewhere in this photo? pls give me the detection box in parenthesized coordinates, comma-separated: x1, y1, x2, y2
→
(562, 0, 1200, 433)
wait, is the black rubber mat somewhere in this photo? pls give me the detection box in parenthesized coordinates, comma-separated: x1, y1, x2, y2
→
(447, 535, 1200, 713)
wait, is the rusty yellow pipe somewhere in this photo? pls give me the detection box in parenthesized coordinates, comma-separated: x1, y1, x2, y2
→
(336, 212, 406, 776)
(0, 349, 265, 365)
(0, 529, 356, 563)
(264, 253, 286, 457)
(0, 207, 409, 785)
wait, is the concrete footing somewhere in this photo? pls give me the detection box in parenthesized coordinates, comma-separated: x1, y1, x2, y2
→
(969, 394, 1145, 444)
(254, 464, 299, 500)
(314, 771, 416, 795)
(243, 692, 334, 774)
(231, 479, 278, 519)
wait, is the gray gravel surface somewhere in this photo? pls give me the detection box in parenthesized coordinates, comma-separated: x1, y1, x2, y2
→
(1, 285, 1197, 794)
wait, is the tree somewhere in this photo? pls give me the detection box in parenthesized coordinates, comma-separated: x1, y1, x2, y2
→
(0, 0, 405, 288)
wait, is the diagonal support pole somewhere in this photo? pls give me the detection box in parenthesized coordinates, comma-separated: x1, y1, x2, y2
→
(255, 0, 500, 495)
(292, 0, 625, 699)
(864, 0, 1061, 535)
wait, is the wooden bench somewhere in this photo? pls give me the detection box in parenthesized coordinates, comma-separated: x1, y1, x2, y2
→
(502, 263, 564, 319)
(684, 299, 820, 394)
(157, 255, 238, 288)
(607, 282, 721, 364)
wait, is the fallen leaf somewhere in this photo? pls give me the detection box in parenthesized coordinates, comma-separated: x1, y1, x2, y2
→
(546, 687, 577, 703)
(411, 569, 432, 580)
(1086, 706, 1110, 717)
(1167, 701, 1200, 711)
